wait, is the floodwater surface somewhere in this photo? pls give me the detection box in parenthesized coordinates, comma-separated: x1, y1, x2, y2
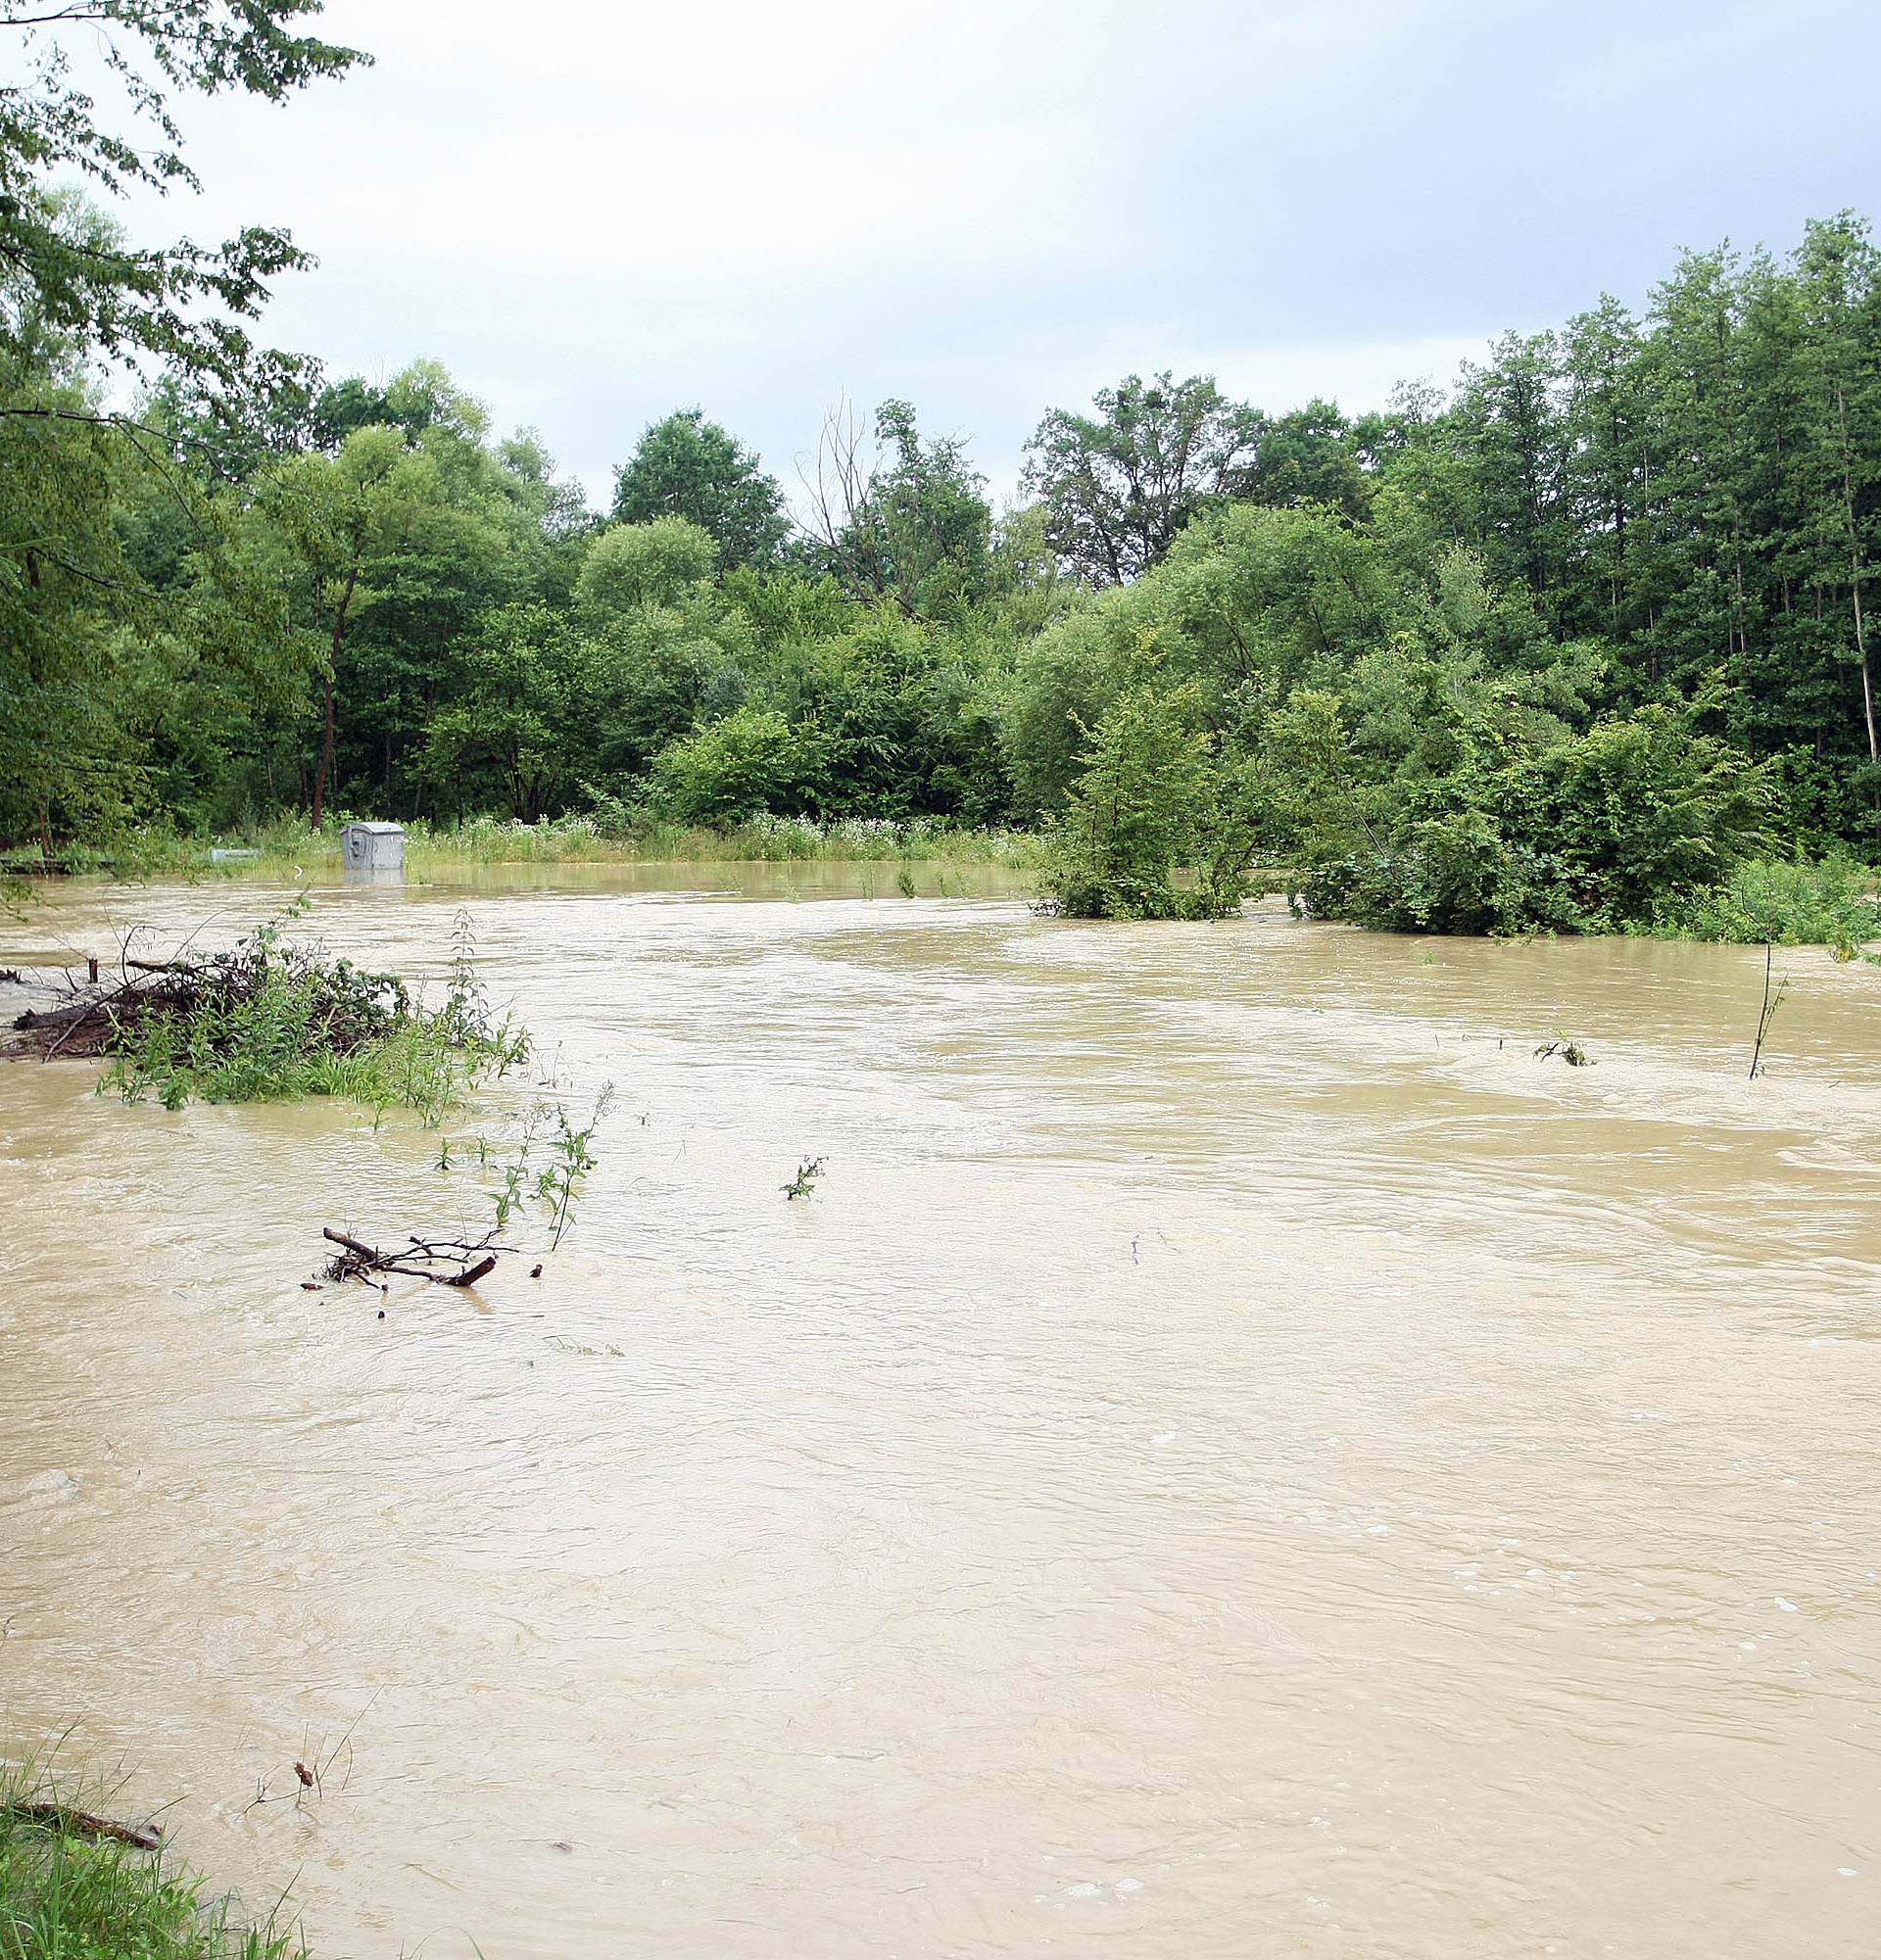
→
(2, 869, 1878, 1959)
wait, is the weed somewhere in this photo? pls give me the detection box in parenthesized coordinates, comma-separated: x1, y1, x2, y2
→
(483, 1085, 615, 1248)
(1534, 1035, 1593, 1067)
(782, 1157, 826, 1200)
(92, 901, 526, 1123)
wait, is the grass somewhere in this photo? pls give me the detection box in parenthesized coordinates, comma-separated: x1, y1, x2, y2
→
(0, 1767, 302, 1960)
(4, 812, 1046, 880)
(1648, 854, 1881, 952)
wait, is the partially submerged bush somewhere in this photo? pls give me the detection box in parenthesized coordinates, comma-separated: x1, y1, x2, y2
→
(1037, 684, 1254, 921)
(10, 900, 526, 1120)
(1649, 854, 1881, 949)
(1282, 699, 1774, 935)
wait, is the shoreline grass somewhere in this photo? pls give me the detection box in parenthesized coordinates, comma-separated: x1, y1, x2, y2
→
(1, 1763, 302, 1960)
(2, 814, 1047, 882)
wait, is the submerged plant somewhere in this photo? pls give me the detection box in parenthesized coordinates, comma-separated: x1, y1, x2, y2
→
(782, 1157, 826, 1200)
(87, 899, 526, 1122)
(485, 1084, 615, 1248)
(1534, 1034, 1593, 1067)
(1748, 943, 1791, 1080)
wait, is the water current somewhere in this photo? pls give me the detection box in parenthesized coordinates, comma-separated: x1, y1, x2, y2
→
(2, 867, 1877, 1957)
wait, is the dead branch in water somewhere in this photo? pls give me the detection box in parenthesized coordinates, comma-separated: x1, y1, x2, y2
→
(321, 1225, 504, 1288)
(3, 1799, 163, 1851)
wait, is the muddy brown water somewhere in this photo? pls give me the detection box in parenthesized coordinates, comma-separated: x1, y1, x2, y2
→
(2, 868, 1878, 1959)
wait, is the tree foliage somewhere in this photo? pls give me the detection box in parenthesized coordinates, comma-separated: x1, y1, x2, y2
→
(11, 190, 1881, 944)
(611, 409, 788, 570)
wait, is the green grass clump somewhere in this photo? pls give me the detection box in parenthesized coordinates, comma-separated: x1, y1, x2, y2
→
(1650, 855, 1881, 951)
(0, 1783, 301, 1960)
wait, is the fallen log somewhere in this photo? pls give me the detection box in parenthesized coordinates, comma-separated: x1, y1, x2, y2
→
(4, 1799, 163, 1851)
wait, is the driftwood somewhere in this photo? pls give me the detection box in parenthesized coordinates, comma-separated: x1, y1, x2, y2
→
(6, 953, 217, 1062)
(4, 1799, 163, 1851)
(322, 1226, 501, 1288)
(7, 927, 406, 1066)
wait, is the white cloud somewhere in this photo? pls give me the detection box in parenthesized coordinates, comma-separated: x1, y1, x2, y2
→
(65, 0, 1881, 508)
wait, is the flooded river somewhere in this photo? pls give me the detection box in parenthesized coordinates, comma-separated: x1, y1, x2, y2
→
(2, 868, 1878, 1958)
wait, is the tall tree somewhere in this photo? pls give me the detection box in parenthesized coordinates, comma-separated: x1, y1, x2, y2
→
(1023, 372, 1264, 585)
(611, 408, 788, 570)
(0, 1, 365, 402)
(803, 399, 991, 618)
(1795, 215, 1881, 770)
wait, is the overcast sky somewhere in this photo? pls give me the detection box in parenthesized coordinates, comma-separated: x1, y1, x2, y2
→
(104, 0, 1881, 508)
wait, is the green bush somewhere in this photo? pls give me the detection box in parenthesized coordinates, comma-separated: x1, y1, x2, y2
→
(650, 707, 833, 823)
(1650, 854, 1881, 947)
(1037, 685, 1253, 920)
(100, 902, 525, 1121)
(1287, 703, 1773, 935)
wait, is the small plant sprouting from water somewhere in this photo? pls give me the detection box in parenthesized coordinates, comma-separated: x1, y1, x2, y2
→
(1748, 941, 1791, 1080)
(1534, 1034, 1593, 1067)
(485, 1084, 617, 1248)
(783, 1157, 826, 1200)
(538, 1087, 616, 1248)
(896, 866, 917, 899)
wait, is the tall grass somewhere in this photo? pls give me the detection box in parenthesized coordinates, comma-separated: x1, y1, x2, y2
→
(0, 1764, 303, 1960)
(7, 813, 1045, 879)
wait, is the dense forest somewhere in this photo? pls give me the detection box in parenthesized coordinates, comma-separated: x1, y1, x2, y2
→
(5, 4, 1880, 933)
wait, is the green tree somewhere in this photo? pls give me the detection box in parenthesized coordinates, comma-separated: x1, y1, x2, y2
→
(246, 424, 443, 827)
(1038, 684, 1252, 920)
(425, 604, 595, 822)
(651, 706, 831, 823)
(0, 1, 365, 403)
(611, 408, 788, 569)
(1023, 372, 1264, 585)
(803, 400, 991, 617)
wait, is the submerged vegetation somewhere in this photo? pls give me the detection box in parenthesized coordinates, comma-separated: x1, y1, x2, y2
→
(9, 899, 526, 1121)
(0, 1768, 302, 1960)
(1646, 854, 1880, 951)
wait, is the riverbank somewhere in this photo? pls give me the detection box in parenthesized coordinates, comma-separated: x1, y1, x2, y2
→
(0, 1767, 302, 1960)
(5, 824, 1876, 954)
(1, 814, 1047, 883)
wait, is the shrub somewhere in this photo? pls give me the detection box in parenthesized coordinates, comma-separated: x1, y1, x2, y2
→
(96, 902, 525, 1121)
(650, 708, 833, 823)
(1650, 854, 1881, 947)
(1037, 685, 1253, 920)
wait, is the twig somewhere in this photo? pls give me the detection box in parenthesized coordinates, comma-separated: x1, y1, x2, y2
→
(321, 1226, 500, 1287)
(1749, 941, 1789, 1080)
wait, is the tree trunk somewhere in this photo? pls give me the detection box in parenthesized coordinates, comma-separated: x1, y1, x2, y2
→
(1835, 382, 1878, 762)
(309, 565, 360, 831)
